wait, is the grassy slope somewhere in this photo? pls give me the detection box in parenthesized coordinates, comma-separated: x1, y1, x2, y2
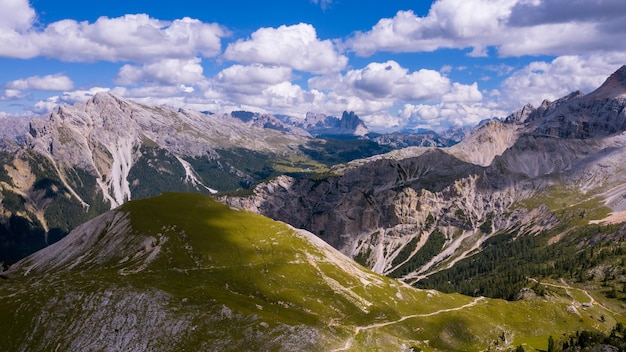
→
(0, 193, 623, 351)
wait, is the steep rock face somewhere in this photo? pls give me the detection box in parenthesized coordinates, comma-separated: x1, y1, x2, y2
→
(504, 103, 534, 124)
(586, 64, 626, 99)
(301, 111, 369, 136)
(338, 111, 369, 136)
(439, 125, 470, 143)
(449, 120, 522, 167)
(493, 134, 622, 178)
(24, 93, 310, 208)
(224, 149, 536, 277)
(523, 66, 626, 139)
(0, 116, 29, 150)
(0, 93, 319, 262)
(223, 66, 626, 283)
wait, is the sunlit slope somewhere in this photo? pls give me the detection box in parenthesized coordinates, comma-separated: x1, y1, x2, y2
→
(0, 193, 621, 351)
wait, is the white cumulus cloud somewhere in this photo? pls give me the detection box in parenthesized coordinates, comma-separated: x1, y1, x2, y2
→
(346, 0, 626, 58)
(0, 0, 35, 32)
(0, 89, 25, 101)
(6, 74, 74, 91)
(499, 54, 626, 109)
(309, 60, 452, 103)
(307, 60, 493, 130)
(217, 64, 292, 86)
(214, 64, 293, 96)
(441, 82, 482, 103)
(350, 61, 451, 101)
(223, 23, 347, 74)
(115, 58, 205, 85)
(0, 8, 228, 63)
(400, 102, 506, 131)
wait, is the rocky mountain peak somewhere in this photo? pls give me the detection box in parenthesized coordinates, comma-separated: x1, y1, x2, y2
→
(586, 64, 626, 99)
(88, 91, 117, 105)
(300, 111, 369, 136)
(503, 66, 626, 139)
(439, 125, 469, 143)
(504, 103, 535, 124)
(449, 119, 522, 166)
(341, 111, 369, 136)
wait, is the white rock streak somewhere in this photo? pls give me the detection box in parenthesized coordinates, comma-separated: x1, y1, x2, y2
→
(105, 136, 137, 208)
(175, 156, 217, 194)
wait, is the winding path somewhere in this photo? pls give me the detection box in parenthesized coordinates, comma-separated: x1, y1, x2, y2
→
(528, 278, 620, 316)
(332, 296, 486, 352)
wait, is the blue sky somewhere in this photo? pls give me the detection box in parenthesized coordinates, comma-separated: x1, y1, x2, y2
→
(1, 0, 626, 132)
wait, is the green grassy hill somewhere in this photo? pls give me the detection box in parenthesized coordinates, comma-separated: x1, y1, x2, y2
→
(1, 193, 623, 351)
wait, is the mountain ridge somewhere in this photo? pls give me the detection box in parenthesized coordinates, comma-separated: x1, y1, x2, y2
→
(222, 65, 626, 297)
(1, 192, 620, 351)
(3, 66, 626, 299)
(0, 92, 465, 263)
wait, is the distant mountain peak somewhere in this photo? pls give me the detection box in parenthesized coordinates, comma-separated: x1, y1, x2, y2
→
(298, 110, 369, 136)
(504, 103, 534, 124)
(86, 91, 126, 109)
(587, 64, 626, 99)
(520, 65, 626, 138)
(339, 111, 369, 136)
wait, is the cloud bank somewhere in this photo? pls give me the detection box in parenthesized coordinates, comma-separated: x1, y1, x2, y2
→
(2, 0, 626, 132)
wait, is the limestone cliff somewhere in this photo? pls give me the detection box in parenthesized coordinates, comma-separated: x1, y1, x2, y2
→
(223, 65, 626, 283)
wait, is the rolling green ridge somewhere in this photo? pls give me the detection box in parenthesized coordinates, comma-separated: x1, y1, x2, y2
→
(1, 193, 624, 351)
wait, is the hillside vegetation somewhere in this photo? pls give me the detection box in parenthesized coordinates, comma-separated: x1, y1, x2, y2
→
(1, 193, 624, 351)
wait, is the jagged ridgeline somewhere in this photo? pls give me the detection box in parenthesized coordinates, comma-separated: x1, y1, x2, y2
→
(0, 193, 619, 351)
(224, 65, 626, 301)
(1, 93, 422, 263)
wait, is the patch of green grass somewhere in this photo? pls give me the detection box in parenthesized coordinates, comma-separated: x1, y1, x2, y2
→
(519, 184, 611, 226)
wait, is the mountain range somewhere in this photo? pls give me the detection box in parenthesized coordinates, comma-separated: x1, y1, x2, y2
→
(1, 65, 626, 350)
(224, 65, 626, 298)
(0, 91, 468, 263)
